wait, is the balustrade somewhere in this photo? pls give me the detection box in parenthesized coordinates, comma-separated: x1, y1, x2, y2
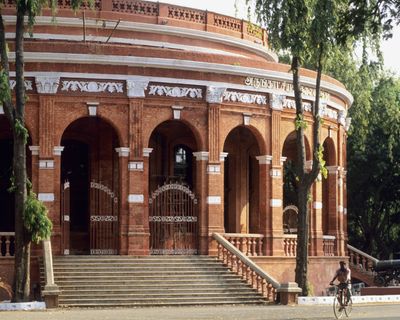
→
(222, 233, 263, 256)
(322, 235, 336, 256)
(0, 232, 15, 257)
(347, 244, 378, 274)
(1, 0, 266, 45)
(283, 235, 297, 257)
(214, 233, 279, 302)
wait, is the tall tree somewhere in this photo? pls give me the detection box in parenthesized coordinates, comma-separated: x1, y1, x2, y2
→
(0, 0, 88, 302)
(347, 75, 400, 259)
(248, 0, 350, 295)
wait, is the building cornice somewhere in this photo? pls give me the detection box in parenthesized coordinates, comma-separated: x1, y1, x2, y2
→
(9, 52, 353, 108)
(3, 15, 278, 62)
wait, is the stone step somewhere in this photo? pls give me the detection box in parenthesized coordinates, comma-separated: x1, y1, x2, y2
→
(45, 255, 268, 307)
(59, 295, 267, 304)
(60, 299, 267, 308)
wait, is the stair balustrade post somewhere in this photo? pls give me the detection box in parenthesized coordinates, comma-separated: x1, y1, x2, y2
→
(41, 239, 61, 308)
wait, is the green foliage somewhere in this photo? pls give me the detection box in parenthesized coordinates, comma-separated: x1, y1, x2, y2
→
(0, 69, 11, 102)
(283, 160, 298, 207)
(23, 191, 53, 244)
(14, 118, 29, 144)
(347, 75, 400, 259)
(295, 114, 307, 131)
(316, 144, 328, 179)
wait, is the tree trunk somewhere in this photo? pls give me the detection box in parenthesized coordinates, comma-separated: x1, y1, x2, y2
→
(9, 5, 31, 302)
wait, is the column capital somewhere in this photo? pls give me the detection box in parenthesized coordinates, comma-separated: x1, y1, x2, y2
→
(219, 152, 228, 162)
(29, 145, 40, 155)
(270, 93, 285, 110)
(35, 76, 60, 94)
(115, 147, 130, 157)
(206, 86, 226, 104)
(53, 146, 64, 156)
(256, 155, 272, 165)
(326, 165, 340, 174)
(193, 151, 209, 161)
(126, 79, 149, 98)
(143, 148, 153, 157)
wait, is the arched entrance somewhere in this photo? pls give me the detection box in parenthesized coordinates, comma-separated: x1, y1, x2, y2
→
(148, 120, 198, 255)
(223, 126, 260, 234)
(0, 117, 32, 233)
(61, 117, 120, 255)
(0, 117, 14, 234)
(322, 138, 336, 235)
(282, 131, 311, 233)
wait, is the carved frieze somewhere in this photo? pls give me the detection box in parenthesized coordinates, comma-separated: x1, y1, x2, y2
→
(9, 80, 33, 91)
(148, 85, 202, 99)
(282, 98, 312, 112)
(223, 91, 267, 105)
(61, 81, 123, 93)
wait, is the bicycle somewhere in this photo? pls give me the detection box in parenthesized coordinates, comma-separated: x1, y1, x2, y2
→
(331, 283, 353, 319)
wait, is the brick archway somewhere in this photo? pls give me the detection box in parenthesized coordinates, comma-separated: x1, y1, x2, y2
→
(60, 117, 120, 255)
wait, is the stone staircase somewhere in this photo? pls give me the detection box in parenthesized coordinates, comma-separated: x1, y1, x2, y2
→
(42, 255, 268, 307)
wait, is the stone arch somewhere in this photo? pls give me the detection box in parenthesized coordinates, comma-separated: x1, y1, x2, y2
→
(56, 113, 125, 149)
(60, 116, 121, 255)
(322, 137, 337, 235)
(148, 120, 199, 192)
(282, 131, 311, 209)
(223, 125, 261, 234)
(146, 117, 204, 153)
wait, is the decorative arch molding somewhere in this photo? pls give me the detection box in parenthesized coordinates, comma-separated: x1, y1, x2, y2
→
(221, 124, 267, 156)
(145, 118, 205, 153)
(56, 113, 124, 148)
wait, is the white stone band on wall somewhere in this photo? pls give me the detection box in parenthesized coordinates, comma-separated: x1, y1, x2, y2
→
(38, 193, 55, 202)
(270, 199, 282, 208)
(313, 202, 323, 210)
(128, 194, 144, 203)
(207, 196, 221, 205)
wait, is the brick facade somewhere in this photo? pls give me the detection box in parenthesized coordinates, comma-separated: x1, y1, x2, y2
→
(0, 1, 352, 296)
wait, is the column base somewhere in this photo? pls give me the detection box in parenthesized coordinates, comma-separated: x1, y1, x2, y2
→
(277, 282, 302, 305)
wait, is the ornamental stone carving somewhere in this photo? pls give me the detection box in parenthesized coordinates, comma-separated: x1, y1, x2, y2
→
(206, 86, 226, 104)
(9, 80, 33, 91)
(223, 91, 267, 105)
(270, 93, 285, 110)
(126, 80, 149, 98)
(338, 110, 347, 127)
(282, 98, 312, 112)
(61, 81, 123, 93)
(35, 76, 60, 94)
(148, 85, 202, 99)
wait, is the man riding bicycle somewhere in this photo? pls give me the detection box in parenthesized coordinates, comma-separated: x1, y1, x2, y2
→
(330, 260, 351, 304)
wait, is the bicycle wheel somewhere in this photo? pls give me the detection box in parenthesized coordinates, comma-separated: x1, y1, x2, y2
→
(333, 295, 345, 319)
(345, 297, 353, 317)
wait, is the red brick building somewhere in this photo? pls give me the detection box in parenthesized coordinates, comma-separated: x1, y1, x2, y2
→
(0, 1, 352, 296)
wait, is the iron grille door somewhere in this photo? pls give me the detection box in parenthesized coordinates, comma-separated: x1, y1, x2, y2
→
(61, 181, 70, 255)
(89, 181, 119, 255)
(149, 182, 198, 255)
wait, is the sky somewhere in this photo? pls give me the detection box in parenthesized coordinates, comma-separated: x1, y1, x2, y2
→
(158, 0, 400, 77)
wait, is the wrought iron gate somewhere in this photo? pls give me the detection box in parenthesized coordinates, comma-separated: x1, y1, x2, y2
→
(89, 181, 119, 255)
(61, 181, 70, 255)
(149, 182, 198, 255)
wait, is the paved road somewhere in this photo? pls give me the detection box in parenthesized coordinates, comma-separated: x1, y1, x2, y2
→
(1, 304, 400, 320)
(0, 304, 400, 320)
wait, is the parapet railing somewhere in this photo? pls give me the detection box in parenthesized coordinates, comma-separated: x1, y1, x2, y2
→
(4, 0, 267, 45)
(221, 233, 264, 256)
(0, 232, 15, 257)
(213, 232, 279, 302)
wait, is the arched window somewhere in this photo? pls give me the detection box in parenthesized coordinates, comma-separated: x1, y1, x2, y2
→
(173, 145, 192, 185)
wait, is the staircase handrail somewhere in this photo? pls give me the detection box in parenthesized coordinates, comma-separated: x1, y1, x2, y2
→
(213, 232, 280, 288)
(347, 244, 379, 265)
(41, 238, 60, 308)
